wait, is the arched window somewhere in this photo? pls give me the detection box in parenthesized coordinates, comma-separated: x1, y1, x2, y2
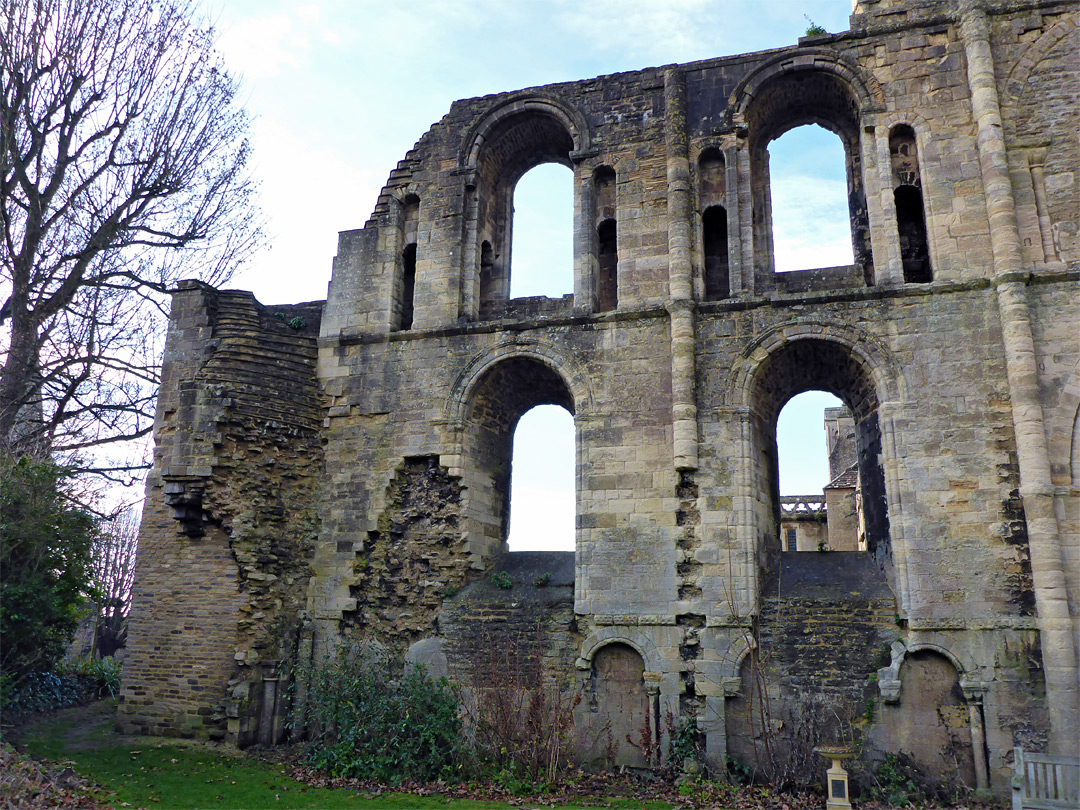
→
(460, 357, 576, 562)
(889, 125, 932, 283)
(743, 69, 873, 285)
(468, 108, 576, 318)
(748, 339, 891, 565)
(768, 125, 855, 273)
(510, 163, 573, 299)
(697, 148, 730, 300)
(506, 405, 574, 551)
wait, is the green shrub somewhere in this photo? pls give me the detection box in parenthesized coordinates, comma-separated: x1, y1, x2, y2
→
(667, 713, 700, 770)
(0, 454, 97, 699)
(866, 752, 922, 806)
(287, 643, 465, 784)
(1, 670, 96, 718)
(61, 655, 123, 699)
(489, 571, 512, 590)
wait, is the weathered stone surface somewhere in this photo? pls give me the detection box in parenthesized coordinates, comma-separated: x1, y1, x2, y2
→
(121, 0, 1078, 798)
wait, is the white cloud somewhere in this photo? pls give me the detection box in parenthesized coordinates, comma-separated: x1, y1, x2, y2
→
(552, 0, 714, 64)
(771, 174, 855, 272)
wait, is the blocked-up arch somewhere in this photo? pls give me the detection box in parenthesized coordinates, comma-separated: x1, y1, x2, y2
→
(1002, 20, 1080, 266)
(1046, 358, 1080, 485)
(877, 643, 983, 789)
(577, 628, 662, 673)
(579, 636, 653, 768)
(1003, 18, 1079, 103)
(714, 633, 755, 682)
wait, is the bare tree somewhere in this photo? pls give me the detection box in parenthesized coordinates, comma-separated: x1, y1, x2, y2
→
(88, 506, 139, 657)
(0, 0, 261, 475)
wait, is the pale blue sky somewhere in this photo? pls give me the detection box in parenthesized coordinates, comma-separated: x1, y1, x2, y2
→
(201, 0, 858, 549)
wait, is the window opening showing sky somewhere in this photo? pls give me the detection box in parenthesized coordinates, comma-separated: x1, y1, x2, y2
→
(507, 405, 575, 551)
(769, 124, 855, 272)
(510, 163, 573, 299)
(777, 390, 844, 495)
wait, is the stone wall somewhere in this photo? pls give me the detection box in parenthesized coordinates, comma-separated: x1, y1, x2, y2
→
(122, 0, 1079, 796)
(120, 285, 323, 745)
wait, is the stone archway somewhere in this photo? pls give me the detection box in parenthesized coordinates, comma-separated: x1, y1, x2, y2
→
(876, 650, 978, 790)
(454, 352, 577, 565)
(589, 642, 650, 768)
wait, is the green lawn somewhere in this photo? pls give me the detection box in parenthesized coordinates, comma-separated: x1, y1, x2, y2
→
(15, 705, 676, 810)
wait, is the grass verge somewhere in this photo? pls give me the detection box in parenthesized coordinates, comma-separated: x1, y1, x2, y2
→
(11, 703, 675, 810)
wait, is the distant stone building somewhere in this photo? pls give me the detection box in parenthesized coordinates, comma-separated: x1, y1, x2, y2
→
(120, 0, 1079, 797)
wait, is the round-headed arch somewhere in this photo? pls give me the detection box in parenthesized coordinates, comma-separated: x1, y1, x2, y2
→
(725, 320, 904, 419)
(1003, 17, 1079, 105)
(883, 637, 977, 682)
(731, 50, 884, 148)
(577, 628, 662, 674)
(445, 338, 595, 428)
(460, 93, 591, 178)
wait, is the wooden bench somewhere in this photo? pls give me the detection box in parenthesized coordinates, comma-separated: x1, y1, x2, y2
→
(1012, 747, 1080, 810)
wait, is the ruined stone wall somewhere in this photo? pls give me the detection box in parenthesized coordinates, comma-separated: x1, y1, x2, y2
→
(120, 284, 323, 744)
(124, 0, 1079, 795)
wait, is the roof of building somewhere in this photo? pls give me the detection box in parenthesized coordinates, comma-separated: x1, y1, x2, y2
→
(825, 462, 859, 490)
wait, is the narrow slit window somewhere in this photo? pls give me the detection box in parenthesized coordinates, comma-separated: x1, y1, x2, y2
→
(703, 205, 729, 300)
(400, 243, 416, 330)
(896, 186, 931, 282)
(394, 196, 419, 331)
(594, 166, 617, 311)
(890, 125, 932, 283)
(597, 218, 618, 312)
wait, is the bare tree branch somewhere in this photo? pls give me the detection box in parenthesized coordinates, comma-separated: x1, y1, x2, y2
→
(0, 0, 262, 471)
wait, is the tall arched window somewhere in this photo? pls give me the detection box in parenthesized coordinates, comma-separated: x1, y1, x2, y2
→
(748, 339, 891, 566)
(768, 125, 855, 273)
(467, 107, 577, 318)
(742, 69, 874, 285)
(698, 148, 730, 300)
(510, 163, 574, 299)
(460, 357, 576, 562)
(507, 405, 575, 551)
